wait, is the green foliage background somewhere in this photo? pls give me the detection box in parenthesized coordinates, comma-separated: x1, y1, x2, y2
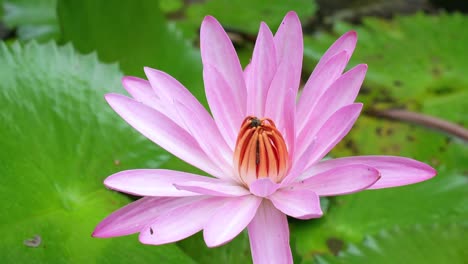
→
(0, 0, 466, 263)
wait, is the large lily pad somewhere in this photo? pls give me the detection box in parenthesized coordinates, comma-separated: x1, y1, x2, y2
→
(57, 0, 205, 105)
(292, 169, 467, 258)
(315, 223, 468, 264)
(293, 13, 468, 262)
(304, 13, 468, 109)
(173, 0, 316, 41)
(0, 41, 197, 263)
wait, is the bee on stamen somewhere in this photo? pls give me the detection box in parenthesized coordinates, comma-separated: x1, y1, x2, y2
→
(249, 117, 262, 128)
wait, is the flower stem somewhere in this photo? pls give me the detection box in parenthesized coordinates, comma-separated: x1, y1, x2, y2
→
(368, 109, 468, 141)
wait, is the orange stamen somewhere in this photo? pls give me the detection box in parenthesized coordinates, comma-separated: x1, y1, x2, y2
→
(234, 116, 289, 186)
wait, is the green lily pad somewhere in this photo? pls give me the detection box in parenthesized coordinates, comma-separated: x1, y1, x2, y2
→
(314, 223, 468, 264)
(304, 13, 468, 109)
(320, 14, 468, 176)
(173, 0, 316, 41)
(292, 89, 468, 261)
(0, 41, 197, 263)
(159, 0, 183, 13)
(57, 0, 206, 105)
(294, 13, 468, 262)
(292, 168, 467, 257)
(3, 0, 59, 41)
(178, 231, 253, 264)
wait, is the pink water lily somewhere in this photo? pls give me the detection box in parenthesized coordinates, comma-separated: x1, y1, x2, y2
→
(93, 12, 436, 263)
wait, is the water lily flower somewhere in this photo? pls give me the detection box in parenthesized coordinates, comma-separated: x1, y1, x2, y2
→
(93, 12, 436, 264)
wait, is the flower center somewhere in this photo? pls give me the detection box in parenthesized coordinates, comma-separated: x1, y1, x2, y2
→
(234, 116, 288, 186)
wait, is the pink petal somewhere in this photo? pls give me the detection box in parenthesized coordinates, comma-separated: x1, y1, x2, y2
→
(282, 88, 296, 160)
(201, 16, 246, 144)
(203, 65, 244, 149)
(269, 188, 322, 219)
(243, 63, 251, 80)
(204, 195, 261, 247)
(122, 76, 230, 166)
(248, 200, 292, 264)
(104, 169, 217, 197)
(200, 16, 246, 99)
(314, 31, 357, 74)
(92, 197, 198, 238)
(175, 180, 249, 197)
(143, 67, 209, 118)
(304, 103, 363, 168)
(143, 68, 231, 153)
(264, 63, 296, 157)
(274, 11, 303, 96)
(264, 62, 293, 126)
(249, 178, 280, 197)
(122, 76, 161, 108)
(105, 94, 221, 177)
(309, 156, 437, 189)
(282, 139, 316, 186)
(139, 197, 224, 245)
(296, 64, 367, 157)
(295, 164, 381, 196)
(173, 101, 233, 178)
(246, 22, 276, 117)
(297, 31, 358, 131)
(122, 77, 184, 131)
(140, 69, 189, 128)
(297, 51, 349, 128)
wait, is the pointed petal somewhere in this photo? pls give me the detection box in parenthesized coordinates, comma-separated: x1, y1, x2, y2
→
(282, 88, 296, 161)
(201, 16, 246, 129)
(92, 197, 197, 238)
(139, 197, 224, 245)
(125, 71, 227, 159)
(143, 66, 231, 162)
(249, 178, 280, 197)
(248, 200, 293, 264)
(264, 63, 296, 156)
(204, 195, 261, 247)
(304, 103, 363, 168)
(308, 156, 437, 189)
(295, 164, 381, 196)
(246, 22, 276, 116)
(270, 189, 322, 219)
(298, 31, 358, 130)
(282, 139, 316, 186)
(140, 68, 190, 128)
(297, 64, 367, 157)
(274, 11, 303, 95)
(104, 169, 218, 197)
(105, 94, 221, 177)
(143, 67, 207, 116)
(297, 51, 349, 128)
(264, 62, 292, 125)
(175, 180, 249, 197)
(122, 76, 161, 108)
(314, 31, 357, 73)
(174, 101, 233, 178)
(203, 65, 244, 149)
